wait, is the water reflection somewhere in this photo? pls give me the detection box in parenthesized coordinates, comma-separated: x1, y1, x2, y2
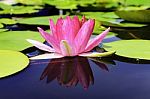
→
(40, 57, 109, 89)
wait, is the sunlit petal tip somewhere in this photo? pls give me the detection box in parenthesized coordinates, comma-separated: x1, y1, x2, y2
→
(29, 53, 64, 60)
(49, 19, 53, 25)
(37, 27, 42, 30)
(79, 51, 116, 57)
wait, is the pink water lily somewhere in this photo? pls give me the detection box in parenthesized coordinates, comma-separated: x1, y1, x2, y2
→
(27, 16, 114, 60)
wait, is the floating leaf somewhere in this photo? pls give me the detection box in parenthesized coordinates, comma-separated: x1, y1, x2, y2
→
(104, 40, 150, 60)
(0, 50, 29, 78)
(43, 0, 78, 9)
(0, 3, 12, 9)
(115, 9, 150, 23)
(80, 12, 119, 20)
(17, 15, 64, 25)
(101, 20, 147, 27)
(0, 18, 16, 25)
(0, 29, 8, 32)
(121, 0, 150, 6)
(80, 11, 147, 27)
(16, 0, 43, 5)
(0, 5, 42, 14)
(0, 31, 44, 51)
(0, 23, 3, 28)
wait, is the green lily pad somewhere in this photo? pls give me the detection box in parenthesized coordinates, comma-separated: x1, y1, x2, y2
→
(0, 18, 16, 25)
(43, 0, 78, 9)
(101, 20, 147, 27)
(0, 23, 3, 28)
(80, 12, 119, 20)
(80, 12, 146, 27)
(121, 0, 150, 6)
(0, 5, 42, 14)
(43, 0, 95, 9)
(0, 3, 12, 9)
(0, 31, 44, 51)
(17, 15, 64, 25)
(104, 40, 150, 60)
(0, 50, 29, 78)
(16, 0, 43, 5)
(0, 29, 8, 32)
(115, 9, 150, 23)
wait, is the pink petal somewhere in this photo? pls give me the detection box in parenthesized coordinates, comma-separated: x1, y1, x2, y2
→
(27, 39, 55, 52)
(74, 19, 95, 53)
(62, 16, 81, 48)
(72, 16, 81, 37)
(37, 27, 60, 53)
(56, 17, 64, 41)
(84, 27, 110, 52)
(60, 40, 73, 56)
(62, 16, 74, 42)
(49, 19, 56, 38)
(29, 53, 64, 60)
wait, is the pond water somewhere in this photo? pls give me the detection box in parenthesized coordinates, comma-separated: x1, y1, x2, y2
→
(0, 57, 150, 99)
(0, 2, 150, 98)
(0, 36, 150, 99)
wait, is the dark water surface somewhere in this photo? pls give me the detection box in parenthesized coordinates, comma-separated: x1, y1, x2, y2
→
(0, 56, 150, 99)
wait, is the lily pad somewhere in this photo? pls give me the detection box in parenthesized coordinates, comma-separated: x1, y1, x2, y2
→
(43, 0, 78, 9)
(122, 0, 150, 6)
(0, 5, 42, 14)
(16, 0, 43, 5)
(101, 20, 147, 27)
(80, 12, 119, 20)
(115, 9, 150, 23)
(17, 15, 64, 25)
(0, 50, 29, 78)
(0, 18, 16, 25)
(104, 40, 150, 60)
(0, 31, 44, 51)
(0, 29, 8, 32)
(0, 23, 3, 28)
(80, 12, 146, 27)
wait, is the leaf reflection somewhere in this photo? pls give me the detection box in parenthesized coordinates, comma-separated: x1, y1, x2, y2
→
(40, 57, 109, 90)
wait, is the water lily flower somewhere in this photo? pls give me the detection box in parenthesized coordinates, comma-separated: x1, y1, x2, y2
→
(27, 16, 115, 60)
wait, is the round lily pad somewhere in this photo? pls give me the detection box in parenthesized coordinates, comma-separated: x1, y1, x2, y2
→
(0, 31, 44, 51)
(0, 50, 29, 78)
(103, 40, 150, 60)
(0, 18, 16, 25)
(115, 9, 150, 23)
(17, 15, 63, 25)
(0, 29, 8, 32)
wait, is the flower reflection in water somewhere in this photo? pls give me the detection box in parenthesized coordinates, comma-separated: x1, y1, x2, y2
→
(40, 57, 109, 90)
